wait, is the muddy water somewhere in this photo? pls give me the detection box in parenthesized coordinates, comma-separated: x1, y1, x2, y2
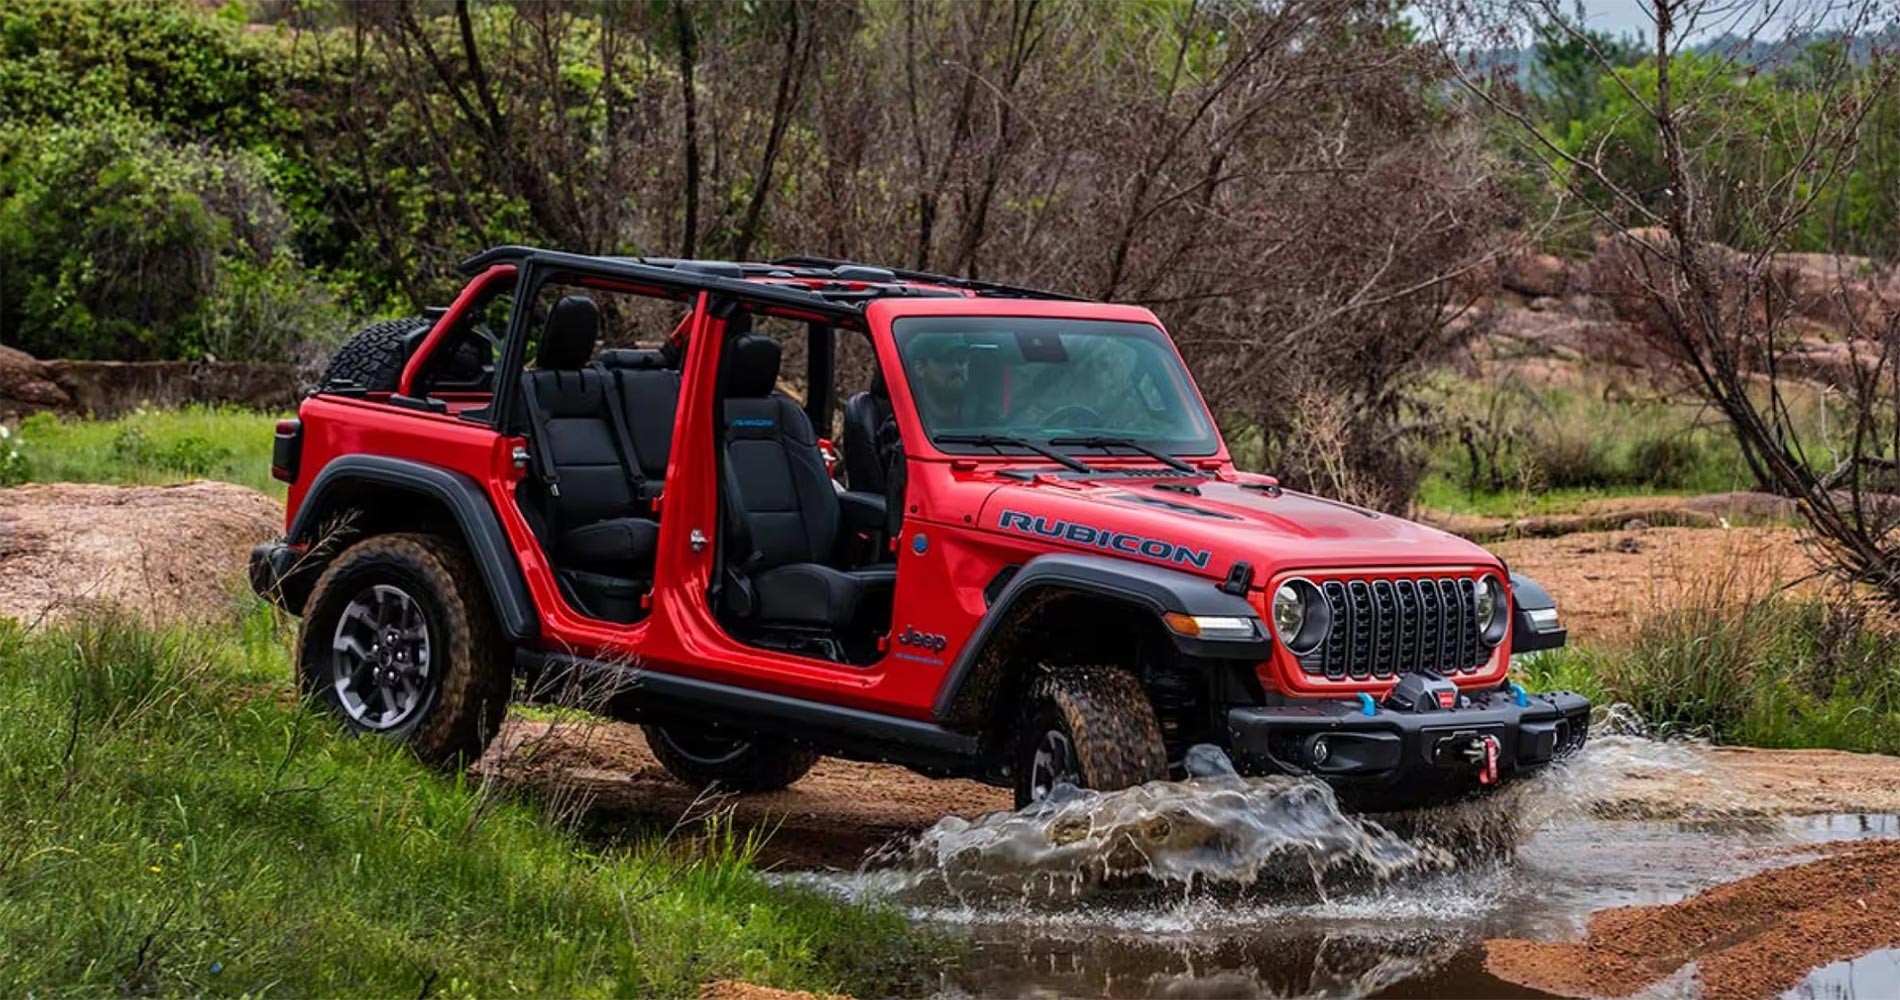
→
(789, 733, 1900, 999)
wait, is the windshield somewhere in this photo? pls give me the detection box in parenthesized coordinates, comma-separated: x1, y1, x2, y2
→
(893, 316, 1219, 456)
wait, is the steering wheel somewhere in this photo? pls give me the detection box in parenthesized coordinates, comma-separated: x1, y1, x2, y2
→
(1045, 404, 1101, 428)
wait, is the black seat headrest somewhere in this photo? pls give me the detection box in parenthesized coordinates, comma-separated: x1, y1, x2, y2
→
(536, 296, 600, 370)
(724, 334, 780, 398)
(597, 348, 670, 371)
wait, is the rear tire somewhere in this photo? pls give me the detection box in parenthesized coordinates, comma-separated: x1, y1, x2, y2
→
(318, 316, 435, 393)
(642, 724, 818, 793)
(1013, 666, 1169, 808)
(298, 533, 511, 767)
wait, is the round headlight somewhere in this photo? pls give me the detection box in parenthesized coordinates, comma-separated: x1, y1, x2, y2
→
(1272, 579, 1330, 655)
(1477, 575, 1508, 645)
(1272, 584, 1305, 639)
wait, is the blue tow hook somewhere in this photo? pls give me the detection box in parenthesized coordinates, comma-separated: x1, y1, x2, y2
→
(1356, 692, 1378, 717)
(1507, 682, 1530, 708)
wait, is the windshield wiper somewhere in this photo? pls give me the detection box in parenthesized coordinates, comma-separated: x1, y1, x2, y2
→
(936, 433, 1096, 474)
(1047, 435, 1198, 475)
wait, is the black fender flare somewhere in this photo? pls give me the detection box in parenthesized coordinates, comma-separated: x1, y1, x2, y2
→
(932, 552, 1269, 727)
(286, 455, 539, 641)
(1509, 572, 1566, 654)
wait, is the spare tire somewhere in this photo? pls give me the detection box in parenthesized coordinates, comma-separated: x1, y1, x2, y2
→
(318, 316, 436, 393)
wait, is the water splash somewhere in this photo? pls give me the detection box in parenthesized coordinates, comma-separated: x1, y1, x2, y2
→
(848, 747, 1453, 908)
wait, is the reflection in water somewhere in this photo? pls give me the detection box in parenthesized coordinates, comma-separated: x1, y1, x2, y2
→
(1784, 948, 1900, 1000)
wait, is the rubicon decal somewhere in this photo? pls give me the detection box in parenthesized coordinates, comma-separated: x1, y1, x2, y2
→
(996, 509, 1212, 569)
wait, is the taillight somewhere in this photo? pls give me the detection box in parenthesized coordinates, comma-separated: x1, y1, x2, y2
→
(272, 418, 302, 483)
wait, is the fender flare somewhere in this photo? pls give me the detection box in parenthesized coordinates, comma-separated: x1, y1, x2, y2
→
(288, 455, 539, 641)
(1509, 572, 1566, 654)
(932, 552, 1269, 726)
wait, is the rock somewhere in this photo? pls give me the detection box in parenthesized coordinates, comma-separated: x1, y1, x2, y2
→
(1503, 252, 1573, 298)
(0, 481, 283, 625)
(0, 345, 77, 422)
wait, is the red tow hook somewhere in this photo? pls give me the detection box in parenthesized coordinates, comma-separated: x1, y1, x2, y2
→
(1478, 734, 1501, 785)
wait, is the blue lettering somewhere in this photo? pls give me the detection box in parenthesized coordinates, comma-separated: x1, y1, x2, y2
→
(1174, 546, 1212, 570)
(998, 509, 1033, 531)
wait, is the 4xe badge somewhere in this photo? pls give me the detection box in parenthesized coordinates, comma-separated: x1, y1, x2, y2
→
(896, 625, 947, 653)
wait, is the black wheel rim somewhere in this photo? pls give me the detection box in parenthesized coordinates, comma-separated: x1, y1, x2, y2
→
(660, 727, 751, 765)
(1028, 727, 1080, 803)
(330, 583, 432, 731)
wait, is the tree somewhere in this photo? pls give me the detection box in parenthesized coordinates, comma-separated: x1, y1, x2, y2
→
(1444, 0, 1900, 602)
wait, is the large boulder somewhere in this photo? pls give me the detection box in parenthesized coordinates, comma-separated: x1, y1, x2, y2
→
(0, 346, 77, 422)
(0, 481, 282, 625)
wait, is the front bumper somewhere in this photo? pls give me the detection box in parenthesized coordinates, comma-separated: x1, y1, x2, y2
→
(1225, 684, 1590, 810)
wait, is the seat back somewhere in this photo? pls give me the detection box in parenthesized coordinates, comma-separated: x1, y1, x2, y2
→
(841, 372, 894, 494)
(600, 349, 682, 488)
(519, 296, 639, 528)
(722, 333, 840, 569)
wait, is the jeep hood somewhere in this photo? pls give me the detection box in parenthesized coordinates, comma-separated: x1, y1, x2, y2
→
(974, 475, 1499, 577)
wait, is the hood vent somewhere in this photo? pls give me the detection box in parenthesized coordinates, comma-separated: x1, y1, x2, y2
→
(1109, 492, 1239, 520)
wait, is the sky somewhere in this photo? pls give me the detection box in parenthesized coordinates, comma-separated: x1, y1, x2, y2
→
(1567, 0, 1872, 42)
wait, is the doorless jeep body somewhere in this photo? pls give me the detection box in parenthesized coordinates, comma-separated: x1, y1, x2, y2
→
(254, 246, 1586, 810)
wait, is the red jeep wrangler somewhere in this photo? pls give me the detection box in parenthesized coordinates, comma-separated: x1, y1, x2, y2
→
(252, 246, 1586, 810)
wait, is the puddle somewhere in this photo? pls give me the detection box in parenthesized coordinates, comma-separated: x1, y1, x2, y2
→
(1784, 948, 1900, 1000)
(787, 728, 1900, 999)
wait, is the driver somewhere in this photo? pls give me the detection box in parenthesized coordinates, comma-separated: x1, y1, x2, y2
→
(907, 337, 972, 427)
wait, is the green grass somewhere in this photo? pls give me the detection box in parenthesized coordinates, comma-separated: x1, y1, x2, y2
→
(1417, 375, 1759, 517)
(5, 406, 285, 497)
(0, 605, 934, 998)
(1517, 595, 1900, 754)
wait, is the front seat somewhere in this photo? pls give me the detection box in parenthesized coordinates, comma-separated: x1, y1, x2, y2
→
(518, 296, 660, 573)
(841, 369, 895, 495)
(722, 333, 894, 628)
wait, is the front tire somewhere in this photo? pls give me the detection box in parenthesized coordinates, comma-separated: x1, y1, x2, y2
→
(1014, 666, 1169, 808)
(642, 725, 818, 792)
(298, 533, 511, 766)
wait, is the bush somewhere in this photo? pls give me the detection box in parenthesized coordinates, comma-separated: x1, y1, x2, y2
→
(1520, 593, 1900, 753)
(0, 424, 26, 486)
(0, 117, 341, 361)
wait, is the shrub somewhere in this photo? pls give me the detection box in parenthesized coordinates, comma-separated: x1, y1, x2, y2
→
(1522, 592, 1900, 753)
(0, 117, 337, 361)
(109, 424, 234, 478)
(0, 424, 26, 486)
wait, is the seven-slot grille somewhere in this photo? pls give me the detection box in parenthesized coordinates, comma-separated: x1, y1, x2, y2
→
(1297, 577, 1489, 679)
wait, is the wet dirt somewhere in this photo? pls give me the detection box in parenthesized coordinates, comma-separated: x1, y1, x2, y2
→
(1485, 837, 1900, 1000)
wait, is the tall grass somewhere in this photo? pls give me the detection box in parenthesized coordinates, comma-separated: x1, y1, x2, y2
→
(6, 406, 284, 497)
(0, 607, 931, 997)
(1519, 594, 1900, 754)
(1419, 374, 1764, 516)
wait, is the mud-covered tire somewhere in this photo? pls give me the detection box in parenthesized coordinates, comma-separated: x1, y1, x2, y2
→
(298, 533, 511, 767)
(317, 316, 435, 393)
(1014, 666, 1169, 808)
(642, 724, 818, 793)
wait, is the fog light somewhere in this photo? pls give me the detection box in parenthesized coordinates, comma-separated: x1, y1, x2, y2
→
(1310, 736, 1331, 765)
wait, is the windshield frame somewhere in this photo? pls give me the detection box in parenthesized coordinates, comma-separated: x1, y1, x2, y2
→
(890, 314, 1222, 459)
